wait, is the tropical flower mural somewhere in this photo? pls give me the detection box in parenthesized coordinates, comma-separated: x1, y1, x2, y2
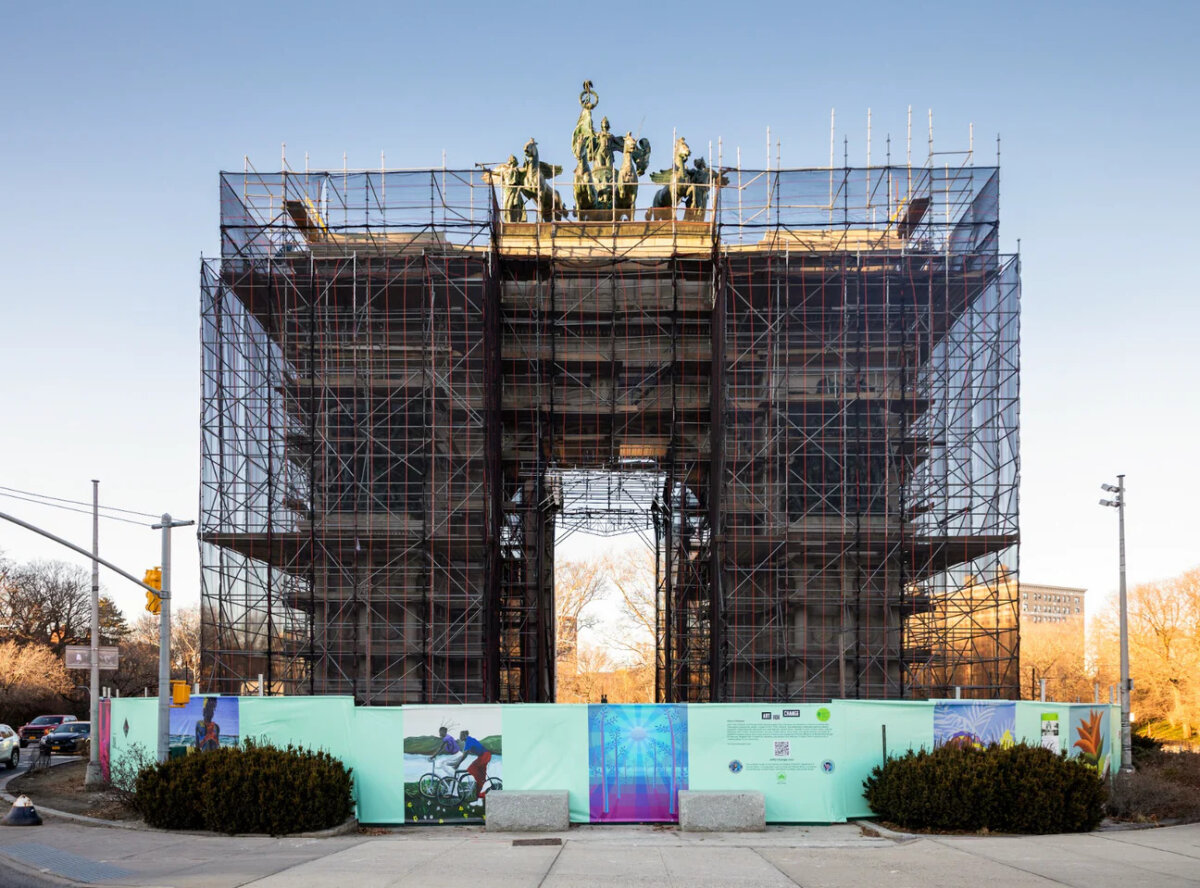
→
(933, 701, 1016, 748)
(1071, 708, 1110, 776)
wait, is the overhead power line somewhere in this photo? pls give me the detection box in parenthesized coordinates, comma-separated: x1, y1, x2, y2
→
(0, 485, 161, 519)
(0, 489, 156, 527)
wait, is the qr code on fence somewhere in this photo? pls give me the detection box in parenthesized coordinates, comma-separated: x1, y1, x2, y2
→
(773, 740, 791, 757)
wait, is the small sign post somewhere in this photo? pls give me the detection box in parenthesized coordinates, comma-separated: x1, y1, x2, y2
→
(64, 645, 119, 671)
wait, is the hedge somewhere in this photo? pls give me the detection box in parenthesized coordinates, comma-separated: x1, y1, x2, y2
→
(863, 742, 1106, 833)
(135, 740, 353, 835)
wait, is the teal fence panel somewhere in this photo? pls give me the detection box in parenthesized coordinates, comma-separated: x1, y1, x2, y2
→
(238, 696, 355, 759)
(503, 704, 590, 822)
(835, 700, 935, 819)
(350, 707, 404, 823)
(107, 698, 158, 770)
(100, 696, 1122, 825)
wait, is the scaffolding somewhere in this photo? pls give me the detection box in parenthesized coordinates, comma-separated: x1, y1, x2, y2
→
(200, 149, 1019, 703)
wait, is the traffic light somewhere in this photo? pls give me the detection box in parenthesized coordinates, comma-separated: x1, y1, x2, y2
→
(171, 680, 190, 707)
(144, 567, 162, 614)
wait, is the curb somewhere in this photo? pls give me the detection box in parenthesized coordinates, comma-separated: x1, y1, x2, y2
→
(0, 763, 147, 831)
(1, 762, 358, 837)
(1097, 817, 1180, 832)
(852, 820, 919, 841)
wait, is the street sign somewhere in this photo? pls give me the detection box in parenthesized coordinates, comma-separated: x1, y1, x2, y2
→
(64, 645, 120, 671)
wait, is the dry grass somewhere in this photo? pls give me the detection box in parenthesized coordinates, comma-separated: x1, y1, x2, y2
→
(1108, 751, 1200, 822)
(7, 759, 139, 821)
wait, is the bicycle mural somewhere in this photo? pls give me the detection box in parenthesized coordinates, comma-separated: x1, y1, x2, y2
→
(403, 705, 502, 823)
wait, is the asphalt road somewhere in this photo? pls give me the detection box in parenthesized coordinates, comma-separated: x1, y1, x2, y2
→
(5, 754, 81, 783)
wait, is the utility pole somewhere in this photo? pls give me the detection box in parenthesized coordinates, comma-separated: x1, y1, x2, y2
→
(85, 481, 103, 788)
(1100, 475, 1133, 773)
(153, 514, 195, 763)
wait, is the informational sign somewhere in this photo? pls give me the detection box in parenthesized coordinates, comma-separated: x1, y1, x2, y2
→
(64, 644, 119, 670)
(1040, 712, 1060, 752)
(688, 704, 840, 822)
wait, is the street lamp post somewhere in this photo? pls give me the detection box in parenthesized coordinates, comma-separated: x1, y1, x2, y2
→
(1100, 475, 1133, 773)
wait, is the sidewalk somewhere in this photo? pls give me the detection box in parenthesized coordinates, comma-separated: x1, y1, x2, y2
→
(3, 815, 1199, 888)
(2, 769, 1198, 887)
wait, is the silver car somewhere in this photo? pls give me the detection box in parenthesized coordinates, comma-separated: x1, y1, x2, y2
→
(0, 724, 19, 770)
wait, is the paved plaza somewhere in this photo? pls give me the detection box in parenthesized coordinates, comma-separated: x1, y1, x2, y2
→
(1, 813, 1197, 887)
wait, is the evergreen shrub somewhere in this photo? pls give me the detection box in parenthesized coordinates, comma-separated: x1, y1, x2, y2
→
(863, 742, 1106, 834)
(135, 740, 353, 835)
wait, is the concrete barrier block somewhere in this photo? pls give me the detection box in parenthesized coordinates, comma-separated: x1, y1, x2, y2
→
(485, 791, 570, 832)
(678, 790, 766, 832)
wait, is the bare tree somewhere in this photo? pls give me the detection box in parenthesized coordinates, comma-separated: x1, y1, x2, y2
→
(554, 559, 608, 681)
(171, 606, 202, 686)
(605, 544, 656, 669)
(558, 643, 614, 703)
(1020, 619, 1096, 702)
(0, 640, 76, 727)
(130, 606, 202, 686)
(553, 545, 657, 703)
(106, 638, 160, 699)
(1094, 566, 1200, 741)
(0, 560, 91, 655)
(557, 642, 653, 704)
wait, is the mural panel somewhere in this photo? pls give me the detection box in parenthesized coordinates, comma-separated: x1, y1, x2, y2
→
(933, 701, 1015, 748)
(168, 697, 240, 752)
(588, 704, 687, 822)
(1068, 705, 1111, 777)
(402, 705, 502, 824)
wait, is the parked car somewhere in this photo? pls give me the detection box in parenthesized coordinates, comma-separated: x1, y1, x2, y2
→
(17, 714, 77, 747)
(0, 724, 19, 769)
(40, 722, 90, 756)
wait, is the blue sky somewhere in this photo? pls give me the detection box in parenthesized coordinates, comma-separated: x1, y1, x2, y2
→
(1, 0, 1196, 623)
